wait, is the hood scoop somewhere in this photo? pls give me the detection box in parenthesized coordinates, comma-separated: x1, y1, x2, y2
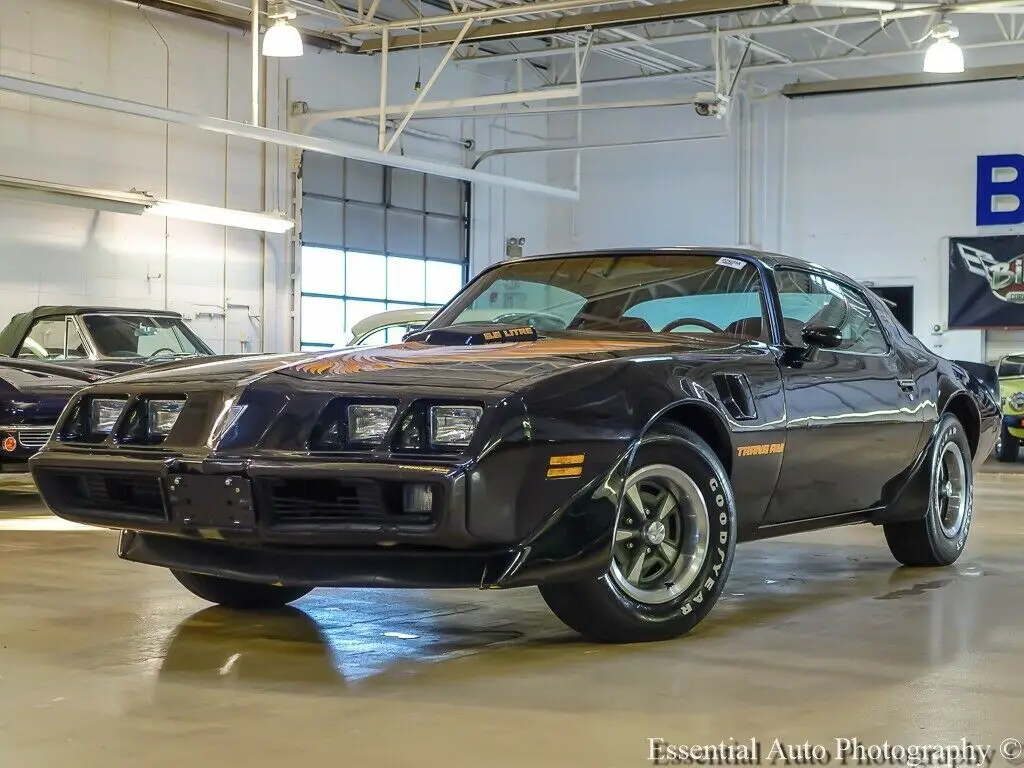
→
(405, 323, 539, 346)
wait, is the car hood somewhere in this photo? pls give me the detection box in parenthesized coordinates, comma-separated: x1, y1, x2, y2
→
(275, 334, 751, 390)
(85, 334, 753, 392)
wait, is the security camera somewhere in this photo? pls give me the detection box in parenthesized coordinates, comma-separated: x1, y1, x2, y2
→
(693, 92, 730, 119)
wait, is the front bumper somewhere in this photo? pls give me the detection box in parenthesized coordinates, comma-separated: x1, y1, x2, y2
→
(30, 442, 625, 589)
(0, 424, 54, 470)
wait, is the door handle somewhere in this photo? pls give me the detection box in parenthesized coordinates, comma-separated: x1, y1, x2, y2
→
(897, 378, 917, 393)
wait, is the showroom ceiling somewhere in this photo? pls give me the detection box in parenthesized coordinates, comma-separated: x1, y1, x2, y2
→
(123, 0, 1024, 91)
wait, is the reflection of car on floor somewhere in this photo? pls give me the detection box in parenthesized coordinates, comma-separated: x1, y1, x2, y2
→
(30, 248, 999, 644)
(0, 306, 215, 373)
(0, 359, 105, 471)
(992, 353, 1024, 462)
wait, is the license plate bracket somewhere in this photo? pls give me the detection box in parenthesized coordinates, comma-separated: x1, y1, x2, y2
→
(167, 474, 256, 530)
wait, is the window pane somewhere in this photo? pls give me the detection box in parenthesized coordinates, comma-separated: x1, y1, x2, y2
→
(344, 299, 387, 339)
(301, 296, 345, 347)
(357, 328, 388, 347)
(301, 247, 345, 296)
(387, 256, 426, 303)
(346, 251, 387, 299)
(425, 261, 463, 304)
(386, 325, 409, 343)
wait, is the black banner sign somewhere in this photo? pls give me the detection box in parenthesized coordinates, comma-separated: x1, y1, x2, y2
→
(948, 235, 1024, 329)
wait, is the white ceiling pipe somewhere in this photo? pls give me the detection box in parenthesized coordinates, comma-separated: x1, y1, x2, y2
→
(0, 74, 579, 201)
(299, 85, 581, 127)
(461, 0, 1024, 64)
(396, 96, 697, 120)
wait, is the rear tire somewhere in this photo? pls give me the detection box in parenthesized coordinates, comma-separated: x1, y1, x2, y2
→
(171, 570, 312, 610)
(539, 424, 736, 643)
(993, 425, 1018, 462)
(884, 412, 973, 567)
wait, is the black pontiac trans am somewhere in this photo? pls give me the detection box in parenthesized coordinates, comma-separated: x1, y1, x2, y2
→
(29, 249, 999, 643)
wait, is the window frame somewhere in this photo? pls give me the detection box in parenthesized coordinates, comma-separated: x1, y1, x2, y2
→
(771, 266, 893, 357)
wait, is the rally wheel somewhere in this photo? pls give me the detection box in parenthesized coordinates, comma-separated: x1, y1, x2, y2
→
(539, 423, 736, 643)
(884, 412, 973, 567)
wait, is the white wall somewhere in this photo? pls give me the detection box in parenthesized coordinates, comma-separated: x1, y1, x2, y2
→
(0, 0, 545, 353)
(777, 79, 1024, 361)
(0, 0, 285, 352)
(541, 78, 1024, 362)
(542, 84, 740, 254)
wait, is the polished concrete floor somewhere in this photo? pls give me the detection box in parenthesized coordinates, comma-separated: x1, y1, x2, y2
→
(1, 467, 1023, 768)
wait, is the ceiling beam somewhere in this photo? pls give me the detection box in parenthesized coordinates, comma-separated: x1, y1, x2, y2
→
(454, 0, 1024, 63)
(357, 0, 787, 52)
(111, 0, 350, 51)
(781, 62, 1024, 96)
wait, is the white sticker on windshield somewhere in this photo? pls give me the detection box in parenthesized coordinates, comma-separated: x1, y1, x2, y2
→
(716, 256, 746, 270)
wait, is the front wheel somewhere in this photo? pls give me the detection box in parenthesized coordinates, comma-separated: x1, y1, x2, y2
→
(883, 412, 973, 567)
(171, 570, 312, 610)
(993, 425, 1018, 462)
(539, 424, 736, 643)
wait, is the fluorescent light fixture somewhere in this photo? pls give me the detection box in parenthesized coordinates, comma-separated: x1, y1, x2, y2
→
(924, 21, 965, 74)
(262, 2, 304, 57)
(145, 200, 295, 233)
(0, 175, 151, 215)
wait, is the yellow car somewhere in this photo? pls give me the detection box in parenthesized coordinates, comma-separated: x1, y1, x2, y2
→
(995, 353, 1024, 461)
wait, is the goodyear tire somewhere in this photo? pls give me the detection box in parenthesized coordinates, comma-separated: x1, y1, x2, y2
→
(883, 412, 973, 567)
(171, 570, 312, 610)
(539, 424, 736, 643)
(993, 424, 1018, 462)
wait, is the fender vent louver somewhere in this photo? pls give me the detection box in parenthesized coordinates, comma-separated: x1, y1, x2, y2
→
(712, 373, 756, 421)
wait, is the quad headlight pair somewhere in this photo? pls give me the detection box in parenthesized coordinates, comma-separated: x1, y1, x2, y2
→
(347, 403, 482, 448)
(89, 397, 184, 439)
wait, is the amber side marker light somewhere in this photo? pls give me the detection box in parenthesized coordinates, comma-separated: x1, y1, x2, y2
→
(2, 436, 17, 452)
(547, 453, 585, 479)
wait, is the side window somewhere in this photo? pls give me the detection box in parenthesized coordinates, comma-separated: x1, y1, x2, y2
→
(776, 270, 889, 354)
(19, 318, 85, 359)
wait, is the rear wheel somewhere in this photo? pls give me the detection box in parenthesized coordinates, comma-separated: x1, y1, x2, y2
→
(539, 425, 736, 643)
(171, 570, 312, 610)
(993, 424, 1018, 462)
(884, 412, 973, 567)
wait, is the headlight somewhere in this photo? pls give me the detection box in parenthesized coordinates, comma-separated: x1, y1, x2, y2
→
(1011, 392, 1024, 410)
(430, 405, 483, 447)
(90, 398, 127, 434)
(347, 404, 397, 444)
(148, 399, 185, 437)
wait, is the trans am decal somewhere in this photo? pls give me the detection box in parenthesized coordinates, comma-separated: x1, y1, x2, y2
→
(291, 338, 672, 378)
(950, 235, 1024, 328)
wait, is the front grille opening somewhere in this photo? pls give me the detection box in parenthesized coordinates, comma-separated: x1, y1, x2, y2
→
(36, 470, 166, 520)
(16, 427, 53, 448)
(262, 477, 439, 528)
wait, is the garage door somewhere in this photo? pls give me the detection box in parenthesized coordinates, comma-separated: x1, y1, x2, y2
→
(298, 154, 469, 350)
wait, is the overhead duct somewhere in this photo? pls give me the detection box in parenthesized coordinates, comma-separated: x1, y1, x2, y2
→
(0, 75, 579, 201)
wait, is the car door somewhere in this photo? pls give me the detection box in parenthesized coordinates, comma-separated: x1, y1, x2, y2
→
(763, 268, 923, 523)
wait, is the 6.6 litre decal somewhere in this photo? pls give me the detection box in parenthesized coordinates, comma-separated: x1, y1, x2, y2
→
(679, 476, 729, 616)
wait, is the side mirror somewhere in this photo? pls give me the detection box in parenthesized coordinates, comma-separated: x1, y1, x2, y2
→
(801, 324, 843, 349)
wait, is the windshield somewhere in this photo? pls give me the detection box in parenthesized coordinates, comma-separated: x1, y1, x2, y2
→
(80, 314, 211, 358)
(426, 253, 769, 339)
(999, 354, 1024, 377)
